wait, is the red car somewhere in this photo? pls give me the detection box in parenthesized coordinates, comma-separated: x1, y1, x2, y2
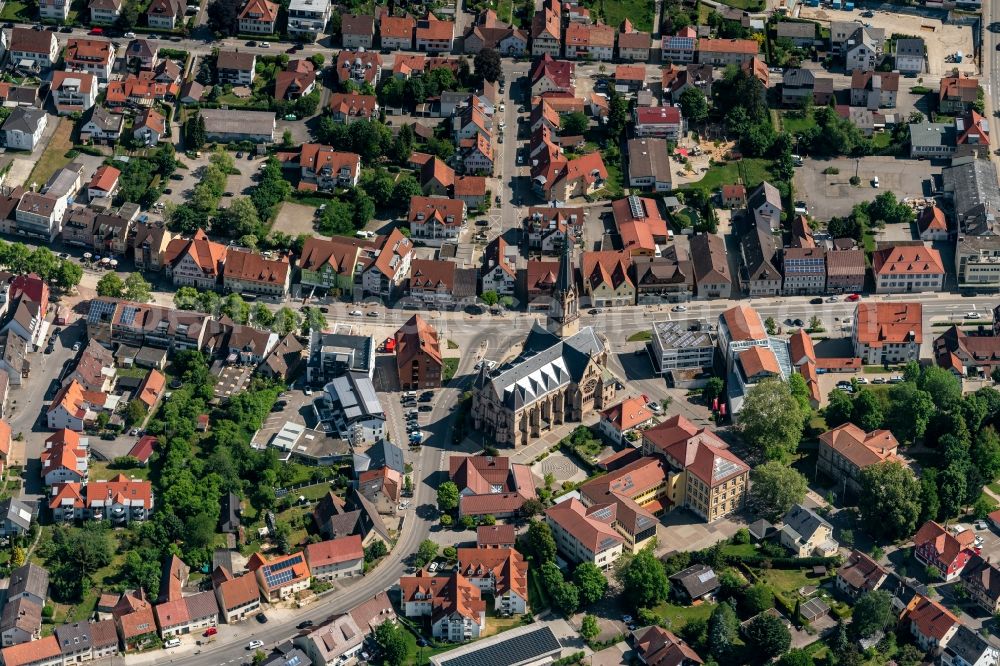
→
(846, 293, 861, 302)
(204, 627, 218, 637)
(89, 27, 103, 35)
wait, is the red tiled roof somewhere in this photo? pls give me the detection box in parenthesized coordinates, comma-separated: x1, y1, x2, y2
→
(305, 535, 363, 568)
(854, 303, 922, 346)
(907, 594, 958, 641)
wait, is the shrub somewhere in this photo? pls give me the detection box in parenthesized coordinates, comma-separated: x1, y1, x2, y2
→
(849, 176, 861, 186)
(822, 167, 840, 175)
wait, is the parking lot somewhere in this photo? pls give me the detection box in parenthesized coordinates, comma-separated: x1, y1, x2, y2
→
(794, 156, 939, 220)
(160, 151, 266, 208)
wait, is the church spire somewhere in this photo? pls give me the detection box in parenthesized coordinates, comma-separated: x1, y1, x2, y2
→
(547, 236, 579, 338)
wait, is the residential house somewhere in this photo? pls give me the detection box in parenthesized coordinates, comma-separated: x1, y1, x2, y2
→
(380, 15, 415, 51)
(837, 550, 888, 599)
(940, 74, 980, 114)
(961, 555, 1000, 615)
(914, 521, 974, 581)
(826, 246, 866, 294)
(781, 68, 818, 107)
(747, 181, 782, 231)
(545, 498, 624, 570)
(287, 0, 330, 40)
(697, 38, 758, 66)
(146, 0, 184, 29)
(327, 91, 378, 124)
(530, 55, 574, 97)
(817, 423, 900, 498)
(449, 456, 537, 519)
(0, 635, 60, 666)
(125, 38, 158, 69)
(90, 0, 123, 25)
(87, 165, 120, 203)
(581, 250, 634, 307)
(216, 51, 256, 86)
(297, 236, 366, 295)
(895, 38, 925, 74)
(248, 551, 311, 601)
(113, 591, 157, 650)
(850, 70, 899, 109)
(956, 110, 989, 146)
(454, 176, 487, 209)
(299, 144, 362, 190)
(3, 107, 47, 151)
(776, 21, 816, 47)
(918, 205, 950, 241)
(132, 222, 174, 272)
(631, 250, 694, 304)
(81, 106, 125, 144)
(84, 298, 208, 352)
(933, 319, 1000, 378)
(844, 26, 884, 72)
(598, 395, 655, 446)
(296, 593, 396, 665)
(222, 250, 291, 297)
(65, 38, 115, 81)
(164, 230, 228, 290)
(360, 228, 413, 300)
(633, 626, 703, 666)
(612, 195, 668, 256)
(407, 259, 477, 309)
(407, 196, 466, 246)
(481, 236, 517, 296)
(661, 27, 697, 64)
(238, 0, 279, 34)
(633, 106, 685, 140)
(399, 571, 486, 641)
(738, 220, 781, 297)
(565, 22, 615, 61)
(533, 150, 608, 202)
(852, 302, 922, 364)
(690, 233, 732, 299)
(530, 3, 561, 58)
(40, 429, 88, 486)
(305, 536, 364, 582)
(0, 498, 31, 537)
(415, 15, 454, 53)
(8, 29, 58, 71)
(941, 625, 999, 666)
(133, 108, 165, 146)
(670, 564, 719, 603)
(907, 595, 959, 651)
(782, 247, 826, 295)
(464, 11, 528, 55)
(456, 548, 529, 616)
(51, 71, 97, 115)
(872, 245, 945, 294)
(274, 67, 315, 101)
(155, 590, 218, 638)
(341, 14, 375, 48)
(779, 504, 838, 557)
(357, 467, 402, 515)
(213, 569, 261, 623)
(523, 207, 582, 254)
(617, 19, 651, 61)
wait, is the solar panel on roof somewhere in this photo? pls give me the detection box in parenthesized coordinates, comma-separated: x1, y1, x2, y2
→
(438, 627, 561, 666)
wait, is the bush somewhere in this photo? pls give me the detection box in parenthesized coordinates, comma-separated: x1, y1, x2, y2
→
(849, 176, 861, 186)
(822, 167, 840, 175)
(732, 528, 751, 545)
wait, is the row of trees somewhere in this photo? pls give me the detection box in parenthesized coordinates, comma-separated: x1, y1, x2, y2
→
(172, 287, 325, 336)
(0, 241, 81, 290)
(114, 144, 178, 208)
(828, 191, 915, 242)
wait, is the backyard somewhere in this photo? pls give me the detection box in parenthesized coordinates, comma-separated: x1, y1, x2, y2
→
(586, 0, 655, 32)
(685, 158, 775, 193)
(26, 118, 74, 188)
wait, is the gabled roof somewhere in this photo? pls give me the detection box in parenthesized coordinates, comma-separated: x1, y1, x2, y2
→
(394, 314, 443, 369)
(838, 549, 887, 593)
(907, 594, 958, 641)
(634, 625, 704, 666)
(819, 423, 899, 468)
(872, 245, 944, 276)
(456, 547, 528, 601)
(164, 229, 227, 276)
(854, 303, 922, 346)
(913, 520, 974, 566)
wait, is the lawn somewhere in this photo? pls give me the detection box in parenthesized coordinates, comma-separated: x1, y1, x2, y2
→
(715, 0, 765, 9)
(0, 0, 32, 21)
(89, 461, 151, 481)
(598, 0, 655, 32)
(26, 117, 73, 187)
(650, 600, 717, 630)
(685, 158, 774, 192)
(528, 571, 550, 611)
(400, 629, 453, 666)
(721, 543, 758, 558)
(627, 330, 652, 342)
(780, 110, 817, 136)
(443, 358, 459, 383)
(988, 482, 1000, 496)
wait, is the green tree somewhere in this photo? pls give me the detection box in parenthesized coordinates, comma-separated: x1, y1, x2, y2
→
(215, 197, 262, 238)
(886, 381, 935, 443)
(825, 389, 854, 428)
(415, 539, 438, 568)
(707, 601, 739, 661)
(777, 649, 816, 666)
(744, 613, 791, 661)
(616, 547, 669, 610)
(560, 111, 589, 135)
(850, 591, 892, 640)
(437, 481, 459, 512)
(858, 461, 921, 540)
(302, 307, 326, 334)
(252, 303, 274, 328)
(920, 468, 941, 523)
(55, 261, 83, 290)
(480, 290, 499, 306)
(867, 191, 915, 226)
(851, 388, 885, 431)
(748, 462, 808, 522)
(373, 621, 408, 666)
(737, 378, 804, 461)
(742, 583, 775, 615)
(938, 462, 968, 519)
(703, 377, 724, 405)
(973, 427, 1000, 482)
(96, 273, 125, 297)
(271, 307, 301, 336)
(573, 562, 609, 605)
(125, 400, 147, 427)
(523, 520, 557, 563)
(364, 540, 388, 562)
(919, 366, 963, 411)
(123, 273, 152, 303)
(220, 293, 250, 324)
(580, 614, 600, 642)
(473, 48, 502, 82)
(679, 86, 709, 125)
(551, 581, 580, 616)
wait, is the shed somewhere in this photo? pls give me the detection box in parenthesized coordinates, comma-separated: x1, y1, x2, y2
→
(799, 597, 830, 622)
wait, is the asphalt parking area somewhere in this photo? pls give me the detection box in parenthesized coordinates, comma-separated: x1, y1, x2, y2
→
(794, 156, 939, 220)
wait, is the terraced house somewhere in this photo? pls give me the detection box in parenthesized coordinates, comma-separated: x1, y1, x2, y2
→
(297, 236, 367, 295)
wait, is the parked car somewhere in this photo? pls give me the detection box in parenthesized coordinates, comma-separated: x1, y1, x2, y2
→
(809, 297, 823, 305)
(164, 639, 181, 649)
(248, 640, 264, 650)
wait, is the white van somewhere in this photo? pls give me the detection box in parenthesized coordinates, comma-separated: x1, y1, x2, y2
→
(164, 639, 181, 649)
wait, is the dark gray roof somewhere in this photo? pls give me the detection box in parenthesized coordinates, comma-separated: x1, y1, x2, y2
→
(0, 498, 33, 532)
(909, 121, 955, 149)
(776, 22, 816, 39)
(670, 563, 720, 600)
(353, 439, 405, 475)
(220, 491, 241, 533)
(324, 372, 384, 423)
(261, 643, 311, 666)
(944, 625, 992, 664)
(943, 157, 1000, 235)
(8, 562, 48, 601)
(782, 68, 815, 88)
(895, 38, 924, 57)
(781, 503, 831, 543)
(436, 626, 561, 666)
(740, 219, 781, 283)
(799, 598, 830, 621)
(475, 323, 605, 411)
(749, 518, 773, 539)
(748, 181, 781, 212)
(2, 107, 45, 134)
(55, 622, 92, 655)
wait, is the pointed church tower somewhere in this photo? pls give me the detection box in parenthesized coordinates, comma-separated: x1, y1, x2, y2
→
(547, 238, 580, 338)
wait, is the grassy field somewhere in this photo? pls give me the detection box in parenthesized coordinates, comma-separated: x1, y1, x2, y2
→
(90, 461, 151, 481)
(780, 110, 818, 136)
(0, 0, 32, 21)
(627, 330, 651, 342)
(26, 118, 73, 188)
(715, 0, 765, 9)
(685, 159, 774, 192)
(597, 0, 655, 32)
(443, 358, 459, 383)
(650, 600, 717, 629)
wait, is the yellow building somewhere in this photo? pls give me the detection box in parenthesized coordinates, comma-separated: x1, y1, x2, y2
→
(579, 456, 669, 552)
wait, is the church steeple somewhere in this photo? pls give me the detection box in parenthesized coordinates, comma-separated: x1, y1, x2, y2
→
(547, 237, 579, 338)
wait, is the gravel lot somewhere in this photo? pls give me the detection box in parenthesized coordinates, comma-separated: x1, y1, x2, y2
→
(798, 5, 976, 77)
(793, 156, 939, 220)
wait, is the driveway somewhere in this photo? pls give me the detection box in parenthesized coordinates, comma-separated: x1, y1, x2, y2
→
(794, 156, 940, 220)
